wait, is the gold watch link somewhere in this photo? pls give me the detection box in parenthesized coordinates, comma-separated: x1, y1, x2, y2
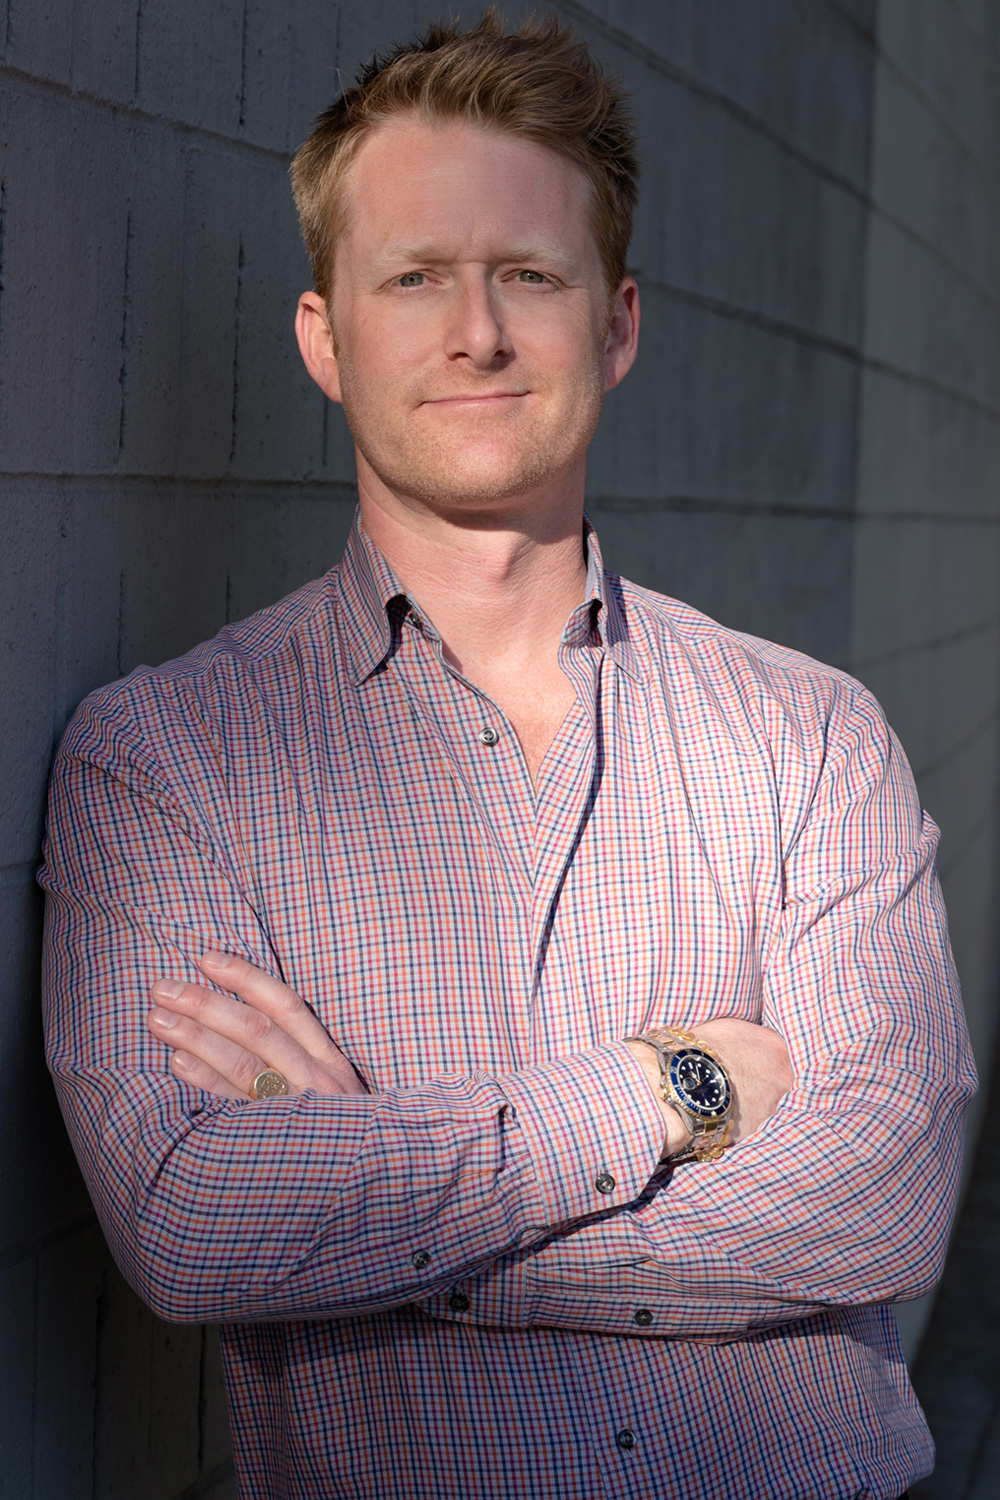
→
(625, 1024, 733, 1165)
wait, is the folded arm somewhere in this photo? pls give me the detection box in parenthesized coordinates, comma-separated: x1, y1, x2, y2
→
(42, 685, 975, 1337)
(42, 699, 668, 1324)
(447, 695, 977, 1340)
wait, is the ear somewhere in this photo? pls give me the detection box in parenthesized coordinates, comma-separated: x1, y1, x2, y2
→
(295, 291, 343, 404)
(603, 277, 640, 392)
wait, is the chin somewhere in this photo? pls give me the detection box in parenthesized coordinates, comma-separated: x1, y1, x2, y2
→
(379, 430, 592, 508)
(398, 463, 565, 511)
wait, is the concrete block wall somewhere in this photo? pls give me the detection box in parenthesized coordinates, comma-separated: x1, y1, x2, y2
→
(583, 0, 876, 669)
(850, 0, 1000, 1098)
(1, 2, 998, 1493)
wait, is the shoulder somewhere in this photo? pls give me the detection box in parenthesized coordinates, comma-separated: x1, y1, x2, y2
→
(615, 573, 861, 708)
(611, 573, 899, 785)
(613, 576, 918, 852)
(56, 568, 341, 767)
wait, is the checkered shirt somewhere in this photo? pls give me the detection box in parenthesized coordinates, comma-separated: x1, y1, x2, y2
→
(41, 515, 976, 1499)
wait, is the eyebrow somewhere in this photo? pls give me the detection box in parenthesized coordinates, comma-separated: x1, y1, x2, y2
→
(372, 242, 579, 271)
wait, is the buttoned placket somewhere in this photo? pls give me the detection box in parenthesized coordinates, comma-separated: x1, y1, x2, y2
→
(393, 599, 609, 997)
(356, 547, 670, 1486)
(390, 600, 631, 1349)
(390, 590, 605, 867)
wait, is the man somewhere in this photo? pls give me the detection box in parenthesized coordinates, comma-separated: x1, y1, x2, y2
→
(42, 13, 974, 1499)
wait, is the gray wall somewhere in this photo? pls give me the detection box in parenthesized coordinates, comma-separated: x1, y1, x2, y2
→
(1, 2, 998, 1495)
(853, 0, 1000, 1112)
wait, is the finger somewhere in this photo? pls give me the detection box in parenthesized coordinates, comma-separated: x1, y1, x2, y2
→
(197, 953, 365, 1087)
(169, 1048, 249, 1101)
(148, 979, 347, 1095)
(148, 978, 316, 1086)
(147, 1005, 276, 1098)
(198, 952, 340, 1053)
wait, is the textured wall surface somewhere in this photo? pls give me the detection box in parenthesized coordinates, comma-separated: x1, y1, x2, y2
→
(1, 1, 998, 1495)
(854, 0, 1000, 1089)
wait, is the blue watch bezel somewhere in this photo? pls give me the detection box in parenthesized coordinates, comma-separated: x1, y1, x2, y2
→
(667, 1046, 732, 1120)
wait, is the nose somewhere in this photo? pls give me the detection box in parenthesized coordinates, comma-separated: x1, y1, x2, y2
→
(444, 270, 512, 368)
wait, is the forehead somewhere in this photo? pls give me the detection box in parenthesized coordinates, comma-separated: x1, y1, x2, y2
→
(336, 114, 599, 266)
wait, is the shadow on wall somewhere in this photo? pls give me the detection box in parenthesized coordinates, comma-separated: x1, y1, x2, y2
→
(0, 0, 377, 1488)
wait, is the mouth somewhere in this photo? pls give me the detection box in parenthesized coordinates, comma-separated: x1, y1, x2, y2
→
(421, 391, 529, 410)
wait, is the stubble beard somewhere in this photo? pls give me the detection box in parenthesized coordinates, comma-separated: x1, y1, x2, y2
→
(337, 355, 607, 514)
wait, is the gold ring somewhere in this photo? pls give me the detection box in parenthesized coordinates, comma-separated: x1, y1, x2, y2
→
(249, 1069, 289, 1100)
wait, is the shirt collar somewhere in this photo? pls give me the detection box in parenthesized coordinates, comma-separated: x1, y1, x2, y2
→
(578, 516, 643, 684)
(337, 512, 410, 686)
(336, 507, 643, 686)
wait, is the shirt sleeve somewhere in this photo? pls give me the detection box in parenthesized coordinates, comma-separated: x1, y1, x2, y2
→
(423, 686, 978, 1342)
(40, 689, 665, 1325)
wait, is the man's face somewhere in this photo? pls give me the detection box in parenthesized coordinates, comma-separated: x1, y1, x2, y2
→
(297, 115, 638, 520)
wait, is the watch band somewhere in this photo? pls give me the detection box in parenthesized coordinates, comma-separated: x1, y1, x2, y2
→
(626, 1025, 733, 1164)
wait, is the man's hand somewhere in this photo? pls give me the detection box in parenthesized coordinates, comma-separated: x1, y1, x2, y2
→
(625, 1018, 794, 1159)
(146, 952, 368, 1099)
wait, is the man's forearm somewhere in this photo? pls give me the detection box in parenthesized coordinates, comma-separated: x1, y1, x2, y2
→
(415, 1033, 971, 1345)
(50, 966, 665, 1325)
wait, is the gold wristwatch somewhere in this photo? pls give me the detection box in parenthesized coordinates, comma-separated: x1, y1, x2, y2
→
(625, 1025, 733, 1164)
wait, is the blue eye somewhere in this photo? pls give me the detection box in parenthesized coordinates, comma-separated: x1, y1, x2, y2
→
(398, 272, 425, 288)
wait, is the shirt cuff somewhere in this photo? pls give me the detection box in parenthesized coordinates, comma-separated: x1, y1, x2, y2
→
(496, 1040, 665, 1229)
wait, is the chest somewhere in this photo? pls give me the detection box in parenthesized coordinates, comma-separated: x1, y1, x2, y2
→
(225, 646, 785, 1087)
(458, 654, 579, 785)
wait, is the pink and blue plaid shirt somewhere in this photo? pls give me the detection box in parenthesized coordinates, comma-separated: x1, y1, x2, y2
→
(42, 515, 975, 1499)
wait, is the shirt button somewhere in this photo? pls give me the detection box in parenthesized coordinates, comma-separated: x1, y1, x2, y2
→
(411, 1250, 431, 1269)
(449, 1292, 470, 1313)
(595, 1172, 616, 1194)
(616, 1428, 637, 1451)
(479, 726, 499, 746)
(634, 1309, 653, 1327)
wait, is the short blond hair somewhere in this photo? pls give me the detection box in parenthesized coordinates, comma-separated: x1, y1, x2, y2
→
(290, 8, 639, 301)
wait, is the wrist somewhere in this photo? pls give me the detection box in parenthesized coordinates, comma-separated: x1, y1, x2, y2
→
(623, 1039, 694, 1159)
(623, 1027, 734, 1164)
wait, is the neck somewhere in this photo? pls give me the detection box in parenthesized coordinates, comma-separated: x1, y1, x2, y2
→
(356, 465, 590, 679)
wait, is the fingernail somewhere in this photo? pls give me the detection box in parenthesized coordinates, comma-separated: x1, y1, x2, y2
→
(149, 1007, 178, 1029)
(201, 951, 232, 969)
(173, 1052, 195, 1071)
(152, 979, 183, 1000)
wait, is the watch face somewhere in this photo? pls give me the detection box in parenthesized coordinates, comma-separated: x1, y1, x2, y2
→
(669, 1048, 731, 1119)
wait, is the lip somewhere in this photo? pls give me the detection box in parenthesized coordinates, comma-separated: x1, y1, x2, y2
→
(421, 391, 529, 408)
